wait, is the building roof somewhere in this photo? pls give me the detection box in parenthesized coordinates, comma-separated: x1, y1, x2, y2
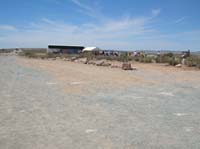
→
(83, 47, 101, 52)
(48, 45, 84, 49)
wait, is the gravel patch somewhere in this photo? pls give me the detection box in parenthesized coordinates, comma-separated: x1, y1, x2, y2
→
(0, 56, 200, 149)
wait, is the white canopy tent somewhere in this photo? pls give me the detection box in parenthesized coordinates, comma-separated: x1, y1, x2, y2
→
(82, 47, 101, 52)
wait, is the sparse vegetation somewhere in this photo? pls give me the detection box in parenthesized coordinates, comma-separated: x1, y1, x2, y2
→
(153, 53, 181, 66)
(186, 56, 200, 68)
(19, 49, 200, 69)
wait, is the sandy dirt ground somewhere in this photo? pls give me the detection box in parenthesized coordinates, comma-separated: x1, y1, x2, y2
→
(0, 55, 200, 149)
(18, 57, 200, 94)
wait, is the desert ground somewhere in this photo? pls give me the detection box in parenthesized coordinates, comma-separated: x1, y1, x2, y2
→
(0, 55, 200, 149)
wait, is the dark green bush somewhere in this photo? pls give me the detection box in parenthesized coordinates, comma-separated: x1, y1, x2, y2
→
(163, 52, 174, 57)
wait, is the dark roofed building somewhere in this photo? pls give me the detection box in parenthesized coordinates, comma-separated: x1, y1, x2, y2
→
(47, 45, 85, 54)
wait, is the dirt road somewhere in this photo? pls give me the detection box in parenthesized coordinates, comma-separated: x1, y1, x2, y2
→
(0, 55, 200, 149)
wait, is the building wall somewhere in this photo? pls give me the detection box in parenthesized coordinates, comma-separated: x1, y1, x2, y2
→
(62, 49, 81, 54)
(47, 48, 82, 54)
(47, 45, 84, 54)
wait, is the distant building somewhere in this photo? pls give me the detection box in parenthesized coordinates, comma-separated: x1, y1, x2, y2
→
(47, 45, 85, 54)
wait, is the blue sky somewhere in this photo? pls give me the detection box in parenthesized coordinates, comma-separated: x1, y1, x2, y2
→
(0, 0, 200, 50)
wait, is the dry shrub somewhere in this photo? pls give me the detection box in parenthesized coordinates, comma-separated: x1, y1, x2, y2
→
(186, 56, 200, 68)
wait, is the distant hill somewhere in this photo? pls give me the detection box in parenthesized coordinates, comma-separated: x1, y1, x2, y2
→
(20, 48, 47, 53)
(192, 51, 200, 56)
(0, 48, 47, 53)
(0, 48, 15, 53)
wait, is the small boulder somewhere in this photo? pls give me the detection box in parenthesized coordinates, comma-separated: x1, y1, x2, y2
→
(95, 60, 105, 66)
(101, 62, 111, 66)
(111, 65, 121, 69)
(75, 58, 88, 64)
(175, 64, 182, 68)
(56, 57, 61, 60)
(151, 59, 157, 63)
(87, 60, 96, 65)
(63, 58, 70, 61)
(95, 60, 111, 66)
(70, 57, 77, 61)
(122, 63, 134, 70)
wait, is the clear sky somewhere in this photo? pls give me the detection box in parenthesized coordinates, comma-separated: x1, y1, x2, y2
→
(0, 0, 200, 50)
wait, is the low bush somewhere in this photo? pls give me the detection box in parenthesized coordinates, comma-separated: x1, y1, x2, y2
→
(141, 57, 153, 63)
(155, 53, 181, 65)
(20, 50, 48, 59)
(163, 52, 174, 57)
(169, 57, 181, 66)
(186, 56, 200, 67)
(23, 52, 37, 58)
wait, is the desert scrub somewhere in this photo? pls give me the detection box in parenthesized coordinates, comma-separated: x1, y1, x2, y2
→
(186, 56, 200, 68)
(155, 53, 181, 65)
(22, 49, 46, 54)
(80, 52, 95, 61)
(19, 50, 48, 59)
(169, 57, 181, 66)
(23, 52, 37, 58)
(93, 53, 131, 62)
(142, 57, 154, 63)
(46, 53, 59, 58)
(119, 53, 129, 62)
